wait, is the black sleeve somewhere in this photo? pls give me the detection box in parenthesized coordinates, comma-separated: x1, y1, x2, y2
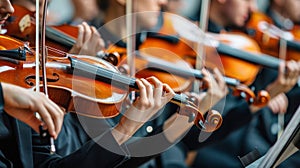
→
(117, 129, 174, 168)
(160, 142, 189, 168)
(33, 123, 176, 168)
(33, 130, 129, 168)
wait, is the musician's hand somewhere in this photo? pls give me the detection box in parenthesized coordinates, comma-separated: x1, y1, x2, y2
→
(112, 77, 175, 144)
(185, 68, 228, 113)
(268, 93, 288, 114)
(69, 22, 105, 56)
(1, 83, 64, 139)
(267, 61, 300, 98)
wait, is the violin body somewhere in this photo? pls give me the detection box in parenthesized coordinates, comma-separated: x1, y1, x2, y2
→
(114, 45, 194, 93)
(51, 24, 78, 39)
(0, 56, 126, 118)
(142, 13, 198, 67)
(206, 32, 261, 85)
(139, 33, 197, 70)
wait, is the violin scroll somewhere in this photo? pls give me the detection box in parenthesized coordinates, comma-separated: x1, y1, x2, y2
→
(195, 110, 223, 133)
(232, 84, 270, 107)
(252, 90, 271, 107)
(179, 96, 222, 132)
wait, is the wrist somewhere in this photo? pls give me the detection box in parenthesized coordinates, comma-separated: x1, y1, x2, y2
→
(266, 82, 283, 98)
(117, 115, 143, 130)
(111, 121, 141, 145)
(111, 125, 130, 145)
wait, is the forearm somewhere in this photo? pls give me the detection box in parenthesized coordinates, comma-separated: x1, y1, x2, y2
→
(111, 113, 146, 145)
(111, 123, 142, 145)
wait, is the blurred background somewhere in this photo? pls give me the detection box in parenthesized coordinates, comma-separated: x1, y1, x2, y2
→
(47, 0, 270, 25)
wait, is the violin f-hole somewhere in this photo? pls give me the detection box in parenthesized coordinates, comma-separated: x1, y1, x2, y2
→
(25, 73, 59, 86)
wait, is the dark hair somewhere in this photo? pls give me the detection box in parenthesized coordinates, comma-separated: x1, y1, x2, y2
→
(97, 0, 110, 11)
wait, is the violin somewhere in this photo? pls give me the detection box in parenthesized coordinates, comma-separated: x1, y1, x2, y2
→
(0, 34, 222, 132)
(245, 11, 300, 61)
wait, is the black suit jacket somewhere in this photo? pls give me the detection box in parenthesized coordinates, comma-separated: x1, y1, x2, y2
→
(0, 115, 34, 168)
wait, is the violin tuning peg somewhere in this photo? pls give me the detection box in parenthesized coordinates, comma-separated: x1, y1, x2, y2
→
(106, 52, 121, 66)
(96, 51, 121, 66)
(118, 64, 130, 75)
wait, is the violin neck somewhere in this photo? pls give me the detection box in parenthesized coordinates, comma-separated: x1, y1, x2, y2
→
(68, 57, 191, 107)
(287, 40, 300, 52)
(147, 33, 180, 44)
(46, 26, 75, 49)
(136, 52, 240, 87)
(217, 43, 280, 70)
